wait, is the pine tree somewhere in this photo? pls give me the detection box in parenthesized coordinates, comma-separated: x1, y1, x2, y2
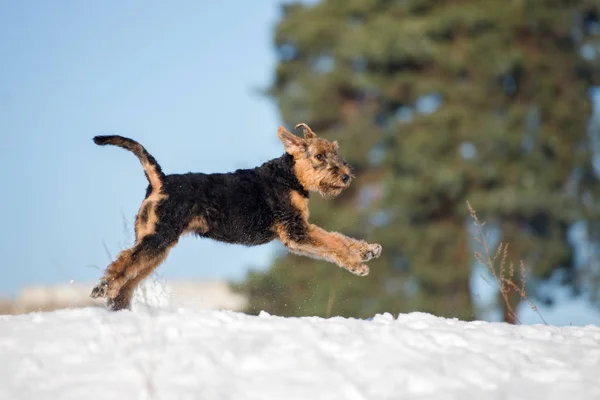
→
(238, 0, 600, 321)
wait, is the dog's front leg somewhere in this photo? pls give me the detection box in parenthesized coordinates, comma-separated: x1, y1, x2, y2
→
(282, 224, 381, 276)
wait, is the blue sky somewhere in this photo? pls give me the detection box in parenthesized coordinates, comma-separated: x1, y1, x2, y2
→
(0, 1, 293, 295)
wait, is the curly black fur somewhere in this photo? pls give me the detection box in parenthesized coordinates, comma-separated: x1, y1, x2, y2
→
(160, 154, 310, 245)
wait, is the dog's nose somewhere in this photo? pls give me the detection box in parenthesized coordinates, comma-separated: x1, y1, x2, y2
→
(341, 174, 350, 184)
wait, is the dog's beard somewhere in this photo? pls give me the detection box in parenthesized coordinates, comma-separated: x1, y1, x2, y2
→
(318, 183, 346, 199)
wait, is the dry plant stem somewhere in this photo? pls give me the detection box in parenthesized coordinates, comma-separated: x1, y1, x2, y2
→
(467, 201, 547, 325)
(325, 289, 336, 318)
(325, 267, 341, 318)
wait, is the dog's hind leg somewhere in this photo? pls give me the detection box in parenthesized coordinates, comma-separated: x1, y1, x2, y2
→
(107, 249, 171, 311)
(91, 232, 178, 310)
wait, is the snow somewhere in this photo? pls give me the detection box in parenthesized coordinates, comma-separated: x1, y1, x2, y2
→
(1, 308, 599, 400)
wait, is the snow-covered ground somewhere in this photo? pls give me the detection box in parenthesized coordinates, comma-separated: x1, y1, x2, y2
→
(1, 308, 599, 400)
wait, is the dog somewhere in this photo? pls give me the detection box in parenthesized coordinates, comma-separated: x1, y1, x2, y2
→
(91, 123, 382, 310)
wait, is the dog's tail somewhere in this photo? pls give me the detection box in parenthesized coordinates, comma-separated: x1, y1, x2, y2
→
(93, 135, 165, 192)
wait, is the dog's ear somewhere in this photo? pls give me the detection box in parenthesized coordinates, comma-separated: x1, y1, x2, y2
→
(278, 126, 306, 155)
(295, 123, 317, 140)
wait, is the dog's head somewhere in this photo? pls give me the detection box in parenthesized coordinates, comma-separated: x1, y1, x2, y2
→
(278, 123, 353, 198)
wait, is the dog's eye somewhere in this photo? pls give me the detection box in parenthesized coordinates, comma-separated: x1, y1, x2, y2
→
(315, 154, 324, 161)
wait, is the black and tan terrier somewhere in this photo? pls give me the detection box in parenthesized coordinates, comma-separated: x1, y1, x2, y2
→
(91, 123, 382, 310)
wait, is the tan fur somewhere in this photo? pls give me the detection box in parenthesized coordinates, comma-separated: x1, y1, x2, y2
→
(293, 155, 347, 197)
(277, 223, 374, 276)
(184, 215, 209, 235)
(295, 123, 317, 139)
(279, 125, 352, 197)
(106, 189, 170, 300)
(274, 124, 380, 276)
(134, 192, 167, 242)
(111, 163, 168, 298)
(109, 266, 155, 309)
(290, 191, 309, 222)
(142, 159, 163, 190)
(127, 140, 163, 190)
(100, 136, 164, 193)
(104, 241, 176, 301)
(275, 124, 381, 275)
(102, 247, 136, 298)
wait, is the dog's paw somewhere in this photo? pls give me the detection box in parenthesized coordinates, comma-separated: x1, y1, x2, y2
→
(347, 263, 369, 276)
(107, 296, 131, 312)
(90, 280, 109, 299)
(362, 243, 382, 262)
